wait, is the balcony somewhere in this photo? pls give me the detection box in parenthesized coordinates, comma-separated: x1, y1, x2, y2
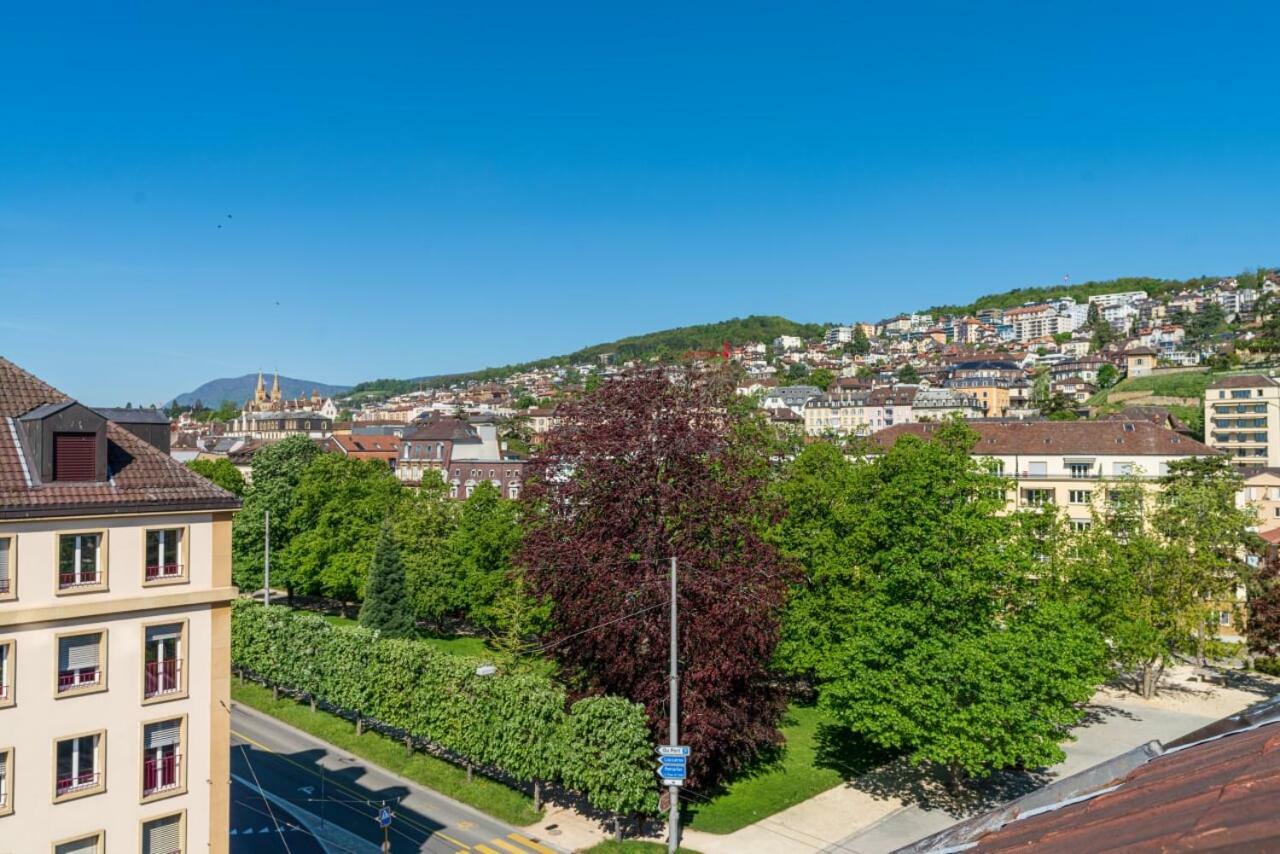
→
(145, 660, 183, 698)
(58, 570, 100, 589)
(143, 754, 181, 796)
(145, 563, 184, 581)
(56, 770, 100, 796)
(57, 667, 101, 693)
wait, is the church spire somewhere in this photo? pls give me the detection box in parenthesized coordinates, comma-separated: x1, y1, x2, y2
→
(271, 370, 281, 402)
(254, 370, 266, 402)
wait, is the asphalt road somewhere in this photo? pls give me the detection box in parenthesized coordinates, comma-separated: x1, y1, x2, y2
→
(230, 702, 567, 854)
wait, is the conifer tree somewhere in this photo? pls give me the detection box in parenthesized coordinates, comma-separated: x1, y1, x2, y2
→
(359, 522, 416, 638)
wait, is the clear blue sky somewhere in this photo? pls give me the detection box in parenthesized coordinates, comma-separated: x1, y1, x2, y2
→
(3, 2, 1278, 404)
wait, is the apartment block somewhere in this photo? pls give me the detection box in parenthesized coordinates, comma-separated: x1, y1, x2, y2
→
(0, 357, 240, 853)
(1205, 375, 1280, 468)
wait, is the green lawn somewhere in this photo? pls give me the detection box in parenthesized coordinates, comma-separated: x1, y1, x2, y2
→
(232, 679, 541, 825)
(682, 703, 886, 835)
(1090, 371, 1213, 407)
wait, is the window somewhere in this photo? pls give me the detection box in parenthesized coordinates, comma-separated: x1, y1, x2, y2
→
(0, 746, 10, 816)
(144, 624, 184, 702)
(1022, 489, 1053, 506)
(1027, 461, 1047, 477)
(1113, 462, 1135, 476)
(141, 718, 183, 799)
(0, 536, 11, 599)
(1219, 610, 1233, 627)
(142, 812, 184, 854)
(53, 832, 104, 854)
(54, 732, 103, 799)
(1069, 490, 1092, 505)
(1068, 462, 1093, 479)
(58, 533, 105, 591)
(1232, 390, 1251, 399)
(0, 639, 12, 707)
(144, 529, 184, 583)
(57, 632, 105, 695)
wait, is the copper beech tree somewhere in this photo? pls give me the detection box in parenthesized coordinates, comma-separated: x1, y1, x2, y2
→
(519, 367, 793, 786)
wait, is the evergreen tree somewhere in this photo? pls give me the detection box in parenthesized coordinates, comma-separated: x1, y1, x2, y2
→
(897, 363, 920, 384)
(848, 325, 871, 356)
(359, 522, 416, 638)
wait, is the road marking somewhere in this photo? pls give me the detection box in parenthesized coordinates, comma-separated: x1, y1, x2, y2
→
(508, 833, 558, 854)
(232, 726, 470, 848)
(487, 839, 529, 854)
(474, 845, 504, 854)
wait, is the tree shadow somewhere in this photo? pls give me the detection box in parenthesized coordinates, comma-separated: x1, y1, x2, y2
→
(846, 756, 1054, 819)
(1076, 702, 1142, 727)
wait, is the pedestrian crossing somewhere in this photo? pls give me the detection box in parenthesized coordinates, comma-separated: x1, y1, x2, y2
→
(459, 832, 558, 854)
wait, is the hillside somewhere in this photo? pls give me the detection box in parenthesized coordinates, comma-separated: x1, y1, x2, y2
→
(924, 275, 1226, 318)
(172, 374, 351, 407)
(1087, 370, 1214, 440)
(349, 315, 825, 398)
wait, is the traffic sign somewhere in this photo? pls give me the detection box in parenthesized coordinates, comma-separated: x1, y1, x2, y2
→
(659, 755, 687, 765)
(656, 745, 691, 757)
(377, 806, 394, 828)
(661, 777, 685, 787)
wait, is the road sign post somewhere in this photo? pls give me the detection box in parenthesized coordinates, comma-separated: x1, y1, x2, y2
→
(377, 804, 393, 852)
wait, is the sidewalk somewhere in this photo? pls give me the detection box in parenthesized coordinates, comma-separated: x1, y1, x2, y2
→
(539, 667, 1279, 853)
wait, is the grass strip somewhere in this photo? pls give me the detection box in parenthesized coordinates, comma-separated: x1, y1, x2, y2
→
(232, 679, 542, 826)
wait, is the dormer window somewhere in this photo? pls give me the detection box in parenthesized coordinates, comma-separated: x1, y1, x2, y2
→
(54, 433, 96, 481)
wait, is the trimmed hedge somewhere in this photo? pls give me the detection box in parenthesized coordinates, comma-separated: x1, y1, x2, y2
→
(231, 599, 654, 815)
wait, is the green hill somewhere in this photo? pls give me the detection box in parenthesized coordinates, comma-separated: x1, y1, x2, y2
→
(349, 315, 826, 399)
(925, 275, 1220, 317)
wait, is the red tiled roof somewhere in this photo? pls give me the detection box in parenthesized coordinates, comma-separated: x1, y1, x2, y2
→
(328, 434, 401, 455)
(970, 721, 1280, 852)
(1209, 374, 1280, 390)
(0, 356, 240, 518)
(870, 420, 1216, 456)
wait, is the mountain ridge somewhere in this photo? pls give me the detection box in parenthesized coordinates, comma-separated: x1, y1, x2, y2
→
(171, 374, 351, 408)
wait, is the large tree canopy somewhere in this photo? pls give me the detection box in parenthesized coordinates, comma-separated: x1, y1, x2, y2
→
(776, 422, 1107, 783)
(519, 368, 793, 786)
(186, 458, 246, 496)
(232, 435, 323, 590)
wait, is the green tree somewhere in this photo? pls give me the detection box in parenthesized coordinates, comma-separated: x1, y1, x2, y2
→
(447, 480, 523, 630)
(808, 368, 835, 391)
(896, 363, 920, 384)
(281, 454, 404, 604)
(186, 458, 246, 496)
(394, 477, 460, 627)
(847, 325, 871, 356)
(778, 421, 1107, 785)
(359, 522, 417, 638)
(584, 369, 603, 393)
(1096, 363, 1120, 389)
(787, 362, 810, 381)
(232, 436, 323, 591)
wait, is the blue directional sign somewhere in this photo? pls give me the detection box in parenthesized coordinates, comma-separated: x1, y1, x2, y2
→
(377, 806, 394, 828)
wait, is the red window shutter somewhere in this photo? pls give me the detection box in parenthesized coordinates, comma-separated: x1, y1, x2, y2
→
(54, 433, 96, 481)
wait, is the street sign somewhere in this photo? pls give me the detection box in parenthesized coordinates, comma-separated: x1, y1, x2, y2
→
(661, 777, 685, 787)
(656, 745, 691, 757)
(659, 756, 687, 766)
(377, 806, 394, 828)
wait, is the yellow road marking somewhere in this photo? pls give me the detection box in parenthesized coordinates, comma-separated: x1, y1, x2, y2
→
(231, 727, 469, 848)
(487, 839, 530, 854)
(508, 834, 557, 854)
(475, 845, 503, 854)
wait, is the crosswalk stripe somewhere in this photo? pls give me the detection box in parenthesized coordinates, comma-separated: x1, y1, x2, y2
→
(487, 839, 529, 854)
(474, 846, 503, 854)
(508, 834, 557, 854)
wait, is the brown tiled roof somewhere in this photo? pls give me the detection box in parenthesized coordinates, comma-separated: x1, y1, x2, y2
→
(406, 416, 478, 443)
(0, 356, 240, 518)
(327, 434, 401, 455)
(870, 420, 1216, 456)
(968, 720, 1280, 852)
(1208, 374, 1279, 389)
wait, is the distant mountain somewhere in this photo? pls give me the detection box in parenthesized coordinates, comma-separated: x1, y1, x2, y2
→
(171, 374, 351, 408)
(349, 315, 827, 399)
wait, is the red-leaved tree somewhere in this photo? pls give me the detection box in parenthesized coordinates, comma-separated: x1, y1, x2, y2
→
(1248, 545, 1280, 659)
(519, 368, 793, 786)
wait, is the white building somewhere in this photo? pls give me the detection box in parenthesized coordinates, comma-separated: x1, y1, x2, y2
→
(773, 336, 805, 352)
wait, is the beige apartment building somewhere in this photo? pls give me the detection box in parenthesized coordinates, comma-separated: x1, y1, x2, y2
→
(1205, 375, 1280, 468)
(872, 420, 1217, 530)
(0, 357, 240, 854)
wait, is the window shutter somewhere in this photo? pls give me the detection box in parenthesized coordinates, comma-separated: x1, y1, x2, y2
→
(146, 625, 182, 643)
(54, 433, 96, 481)
(142, 815, 182, 854)
(60, 635, 100, 671)
(0, 538, 8, 587)
(0, 750, 6, 780)
(55, 837, 100, 854)
(145, 719, 182, 749)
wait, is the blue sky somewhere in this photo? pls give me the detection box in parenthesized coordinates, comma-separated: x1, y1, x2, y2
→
(2, 2, 1278, 403)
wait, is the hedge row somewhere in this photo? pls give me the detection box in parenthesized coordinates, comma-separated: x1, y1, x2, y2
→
(230, 600, 654, 815)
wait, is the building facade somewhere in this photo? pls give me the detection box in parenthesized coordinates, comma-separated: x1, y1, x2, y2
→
(0, 357, 240, 853)
(1205, 375, 1280, 468)
(396, 416, 526, 499)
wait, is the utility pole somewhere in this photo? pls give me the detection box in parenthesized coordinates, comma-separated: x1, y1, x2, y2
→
(263, 509, 271, 606)
(668, 555, 680, 854)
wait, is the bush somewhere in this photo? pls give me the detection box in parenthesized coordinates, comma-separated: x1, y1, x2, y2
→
(1254, 657, 1280, 677)
(231, 600, 653, 815)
